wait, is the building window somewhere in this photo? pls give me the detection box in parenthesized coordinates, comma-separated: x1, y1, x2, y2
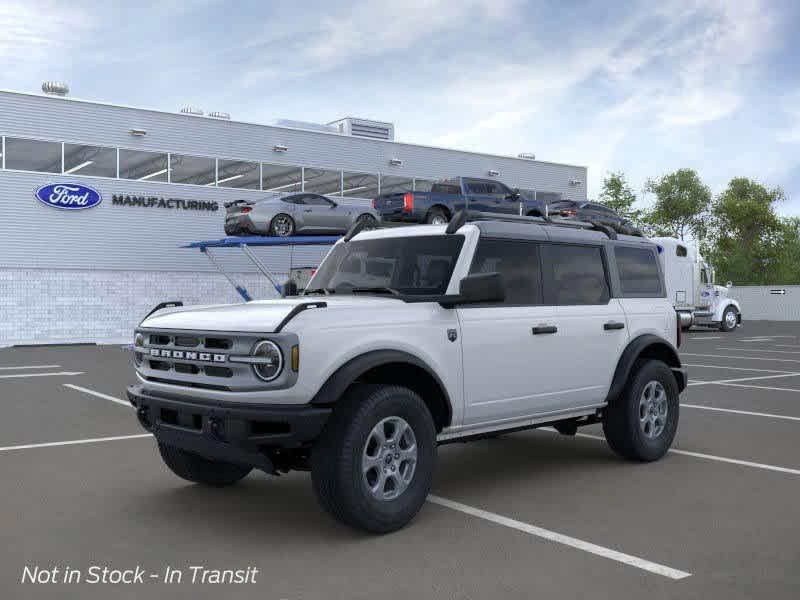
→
(170, 154, 216, 186)
(217, 159, 260, 189)
(380, 176, 413, 195)
(4, 137, 61, 173)
(304, 167, 342, 195)
(342, 171, 379, 198)
(262, 163, 302, 192)
(63, 143, 117, 177)
(119, 149, 168, 182)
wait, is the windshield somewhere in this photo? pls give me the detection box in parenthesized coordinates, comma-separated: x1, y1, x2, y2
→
(306, 235, 465, 296)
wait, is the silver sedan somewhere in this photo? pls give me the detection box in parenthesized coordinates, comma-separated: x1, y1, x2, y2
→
(224, 193, 380, 237)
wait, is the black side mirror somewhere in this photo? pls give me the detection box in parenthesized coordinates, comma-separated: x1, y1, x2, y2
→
(329, 201, 338, 208)
(458, 272, 505, 304)
(507, 188, 521, 201)
(281, 280, 299, 297)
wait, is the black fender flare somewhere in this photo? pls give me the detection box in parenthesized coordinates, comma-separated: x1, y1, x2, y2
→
(310, 349, 453, 426)
(605, 335, 686, 404)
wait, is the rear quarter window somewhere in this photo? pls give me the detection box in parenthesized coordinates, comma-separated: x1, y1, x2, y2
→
(615, 246, 663, 297)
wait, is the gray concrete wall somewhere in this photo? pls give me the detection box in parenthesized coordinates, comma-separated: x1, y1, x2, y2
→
(728, 285, 800, 321)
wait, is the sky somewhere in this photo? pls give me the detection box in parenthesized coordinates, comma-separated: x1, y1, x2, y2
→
(2, 0, 800, 214)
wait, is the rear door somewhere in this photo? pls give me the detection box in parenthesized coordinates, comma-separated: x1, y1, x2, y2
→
(459, 238, 569, 425)
(540, 242, 629, 408)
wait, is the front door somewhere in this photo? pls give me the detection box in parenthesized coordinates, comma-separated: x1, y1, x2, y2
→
(459, 238, 571, 425)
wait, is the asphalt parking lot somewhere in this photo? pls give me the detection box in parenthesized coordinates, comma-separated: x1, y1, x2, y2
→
(2, 321, 800, 599)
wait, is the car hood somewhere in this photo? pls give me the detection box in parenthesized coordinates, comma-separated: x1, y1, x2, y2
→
(140, 296, 400, 333)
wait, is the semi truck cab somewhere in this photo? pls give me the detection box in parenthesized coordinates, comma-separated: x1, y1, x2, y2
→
(652, 237, 741, 332)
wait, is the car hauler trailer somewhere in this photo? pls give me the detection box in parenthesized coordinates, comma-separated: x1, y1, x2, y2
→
(652, 237, 741, 332)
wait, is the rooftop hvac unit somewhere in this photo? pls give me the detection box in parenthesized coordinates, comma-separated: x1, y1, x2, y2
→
(271, 119, 337, 134)
(329, 117, 395, 141)
(42, 81, 69, 96)
(208, 111, 231, 120)
(518, 152, 536, 160)
(180, 106, 204, 116)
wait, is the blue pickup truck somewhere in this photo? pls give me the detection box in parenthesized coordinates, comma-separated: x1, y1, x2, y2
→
(372, 177, 545, 224)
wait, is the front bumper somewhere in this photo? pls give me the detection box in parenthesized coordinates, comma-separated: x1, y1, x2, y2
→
(127, 384, 331, 470)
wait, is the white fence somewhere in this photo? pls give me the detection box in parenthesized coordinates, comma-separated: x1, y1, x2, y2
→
(728, 285, 800, 321)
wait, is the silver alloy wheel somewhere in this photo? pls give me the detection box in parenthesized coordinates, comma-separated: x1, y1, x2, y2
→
(430, 214, 447, 225)
(639, 380, 668, 439)
(272, 215, 293, 237)
(362, 416, 418, 501)
(724, 309, 737, 329)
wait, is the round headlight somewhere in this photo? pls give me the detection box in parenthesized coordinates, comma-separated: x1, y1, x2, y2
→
(133, 333, 144, 366)
(251, 340, 283, 382)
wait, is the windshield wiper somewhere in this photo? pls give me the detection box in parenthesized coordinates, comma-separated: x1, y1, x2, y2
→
(303, 288, 334, 296)
(350, 286, 401, 296)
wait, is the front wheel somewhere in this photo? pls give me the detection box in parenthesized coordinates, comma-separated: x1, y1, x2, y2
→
(602, 360, 679, 462)
(311, 384, 436, 533)
(158, 443, 252, 486)
(720, 306, 739, 332)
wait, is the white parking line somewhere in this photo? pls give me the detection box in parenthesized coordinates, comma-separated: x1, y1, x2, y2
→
(717, 347, 800, 355)
(774, 344, 800, 349)
(682, 353, 800, 364)
(739, 338, 773, 342)
(686, 336, 721, 340)
(0, 364, 62, 370)
(688, 373, 800, 387)
(683, 363, 794, 374)
(427, 495, 691, 580)
(682, 403, 800, 422)
(567, 431, 800, 476)
(0, 371, 84, 379)
(63, 384, 131, 408)
(0, 434, 152, 453)
(715, 382, 800, 393)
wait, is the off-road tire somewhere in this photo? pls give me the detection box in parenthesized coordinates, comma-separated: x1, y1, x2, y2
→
(602, 360, 679, 462)
(425, 207, 449, 225)
(720, 306, 739, 332)
(158, 443, 252, 486)
(311, 384, 437, 533)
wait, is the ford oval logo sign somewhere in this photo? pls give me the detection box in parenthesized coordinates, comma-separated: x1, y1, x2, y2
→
(35, 183, 102, 210)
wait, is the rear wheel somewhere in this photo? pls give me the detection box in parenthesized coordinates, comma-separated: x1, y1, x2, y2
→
(602, 360, 679, 462)
(356, 213, 377, 228)
(311, 384, 436, 533)
(158, 443, 252, 486)
(720, 306, 738, 332)
(269, 214, 295, 237)
(425, 208, 449, 225)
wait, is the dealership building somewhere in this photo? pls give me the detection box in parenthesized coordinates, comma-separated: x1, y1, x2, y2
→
(0, 85, 588, 346)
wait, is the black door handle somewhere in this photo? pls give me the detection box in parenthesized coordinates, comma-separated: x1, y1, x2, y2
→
(532, 325, 558, 335)
(604, 321, 625, 330)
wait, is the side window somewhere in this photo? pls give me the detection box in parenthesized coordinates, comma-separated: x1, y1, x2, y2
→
(305, 195, 333, 206)
(283, 195, 303, 204)
(615, 247, 663, 297)
(466, 182, 487, 194)
(469, 239, 542, 305)
(545, 244, 610, 305)
(676, 245, 688, 257)
(700, 268, 708, 284)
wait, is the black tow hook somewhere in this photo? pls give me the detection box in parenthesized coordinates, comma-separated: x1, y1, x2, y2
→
(136, 407, 152, 429)
(208, 417, 224, 441)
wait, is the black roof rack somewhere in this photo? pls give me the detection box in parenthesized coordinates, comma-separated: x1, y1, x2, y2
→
(449, 210, 635, 239)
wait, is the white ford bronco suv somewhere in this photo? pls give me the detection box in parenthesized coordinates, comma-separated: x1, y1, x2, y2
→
(127, 211, 687, 533)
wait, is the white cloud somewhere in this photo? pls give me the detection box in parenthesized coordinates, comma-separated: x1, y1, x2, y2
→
(0, 1, 93, 68)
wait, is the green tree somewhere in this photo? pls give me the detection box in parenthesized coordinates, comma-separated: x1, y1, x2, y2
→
(642, 169, 711, 240)
(707, 178, 787, 284)
(597, 171, 640, 221)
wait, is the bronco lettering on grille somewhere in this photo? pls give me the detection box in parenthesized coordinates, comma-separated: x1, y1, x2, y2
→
(149, 348, 227, 362)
